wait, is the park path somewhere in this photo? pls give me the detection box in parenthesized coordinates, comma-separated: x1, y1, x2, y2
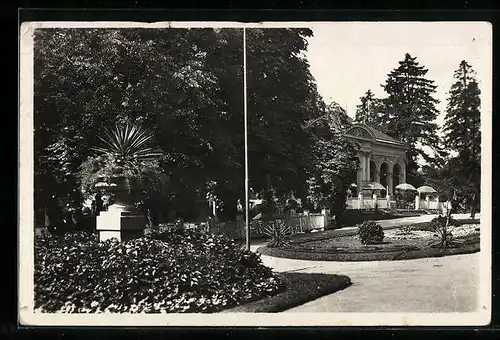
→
(251, 213, 481, 313)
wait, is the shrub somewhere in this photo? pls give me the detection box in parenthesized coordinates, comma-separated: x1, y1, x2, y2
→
(428, 215, 457, 249)
(358, 221, 384, 244)
(264, 220, 292, 248)
(34, 230, 284, 314)
(429, 215, 457, 229)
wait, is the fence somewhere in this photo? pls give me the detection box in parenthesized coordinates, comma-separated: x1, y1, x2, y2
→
(347, 195, 444, 212)
(207, 211, 328, 240)
(417, 199, 443, 210)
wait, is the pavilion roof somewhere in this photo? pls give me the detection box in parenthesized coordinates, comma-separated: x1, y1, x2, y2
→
(345, 123, 409, 149)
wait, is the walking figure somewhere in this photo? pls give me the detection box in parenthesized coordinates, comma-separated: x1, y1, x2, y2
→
(470, 192, 477, 219)
(95, 192, 103, 216)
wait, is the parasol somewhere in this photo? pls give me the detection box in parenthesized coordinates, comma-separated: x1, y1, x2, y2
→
(395, 183, 417, 191)
(416, 185, 437, 194)
(363, 182, 386, 190)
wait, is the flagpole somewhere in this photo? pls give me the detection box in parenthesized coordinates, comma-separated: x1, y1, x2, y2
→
(243, 28, 250, 251)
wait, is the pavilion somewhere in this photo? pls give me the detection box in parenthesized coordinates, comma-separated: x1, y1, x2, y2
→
(344, 123, 409, 197)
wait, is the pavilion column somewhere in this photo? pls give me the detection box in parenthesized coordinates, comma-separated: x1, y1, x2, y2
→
(365, 153, 370, 184)
(357, 153, 364, 189)
(388, 172, 393, 196)
(360, 153, 367, 186)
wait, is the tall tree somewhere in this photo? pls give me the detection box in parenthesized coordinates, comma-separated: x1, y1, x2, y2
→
(305, 103, 358, 225)
(441, 60, 481, 198)
(246, 28, 319, 202)
(354, 89, 383, 125)
(34, 28, 245, 221)
(380, 53, 440, 183)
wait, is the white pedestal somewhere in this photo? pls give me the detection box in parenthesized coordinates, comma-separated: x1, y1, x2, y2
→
(415, 195, 421, 210)
(96, 204, 147, 242)
(358, 193, 363, 210)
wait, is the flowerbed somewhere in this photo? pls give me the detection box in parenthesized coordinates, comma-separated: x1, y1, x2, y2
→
(34, 229, 284, 313)
(257, 222, 480, 262)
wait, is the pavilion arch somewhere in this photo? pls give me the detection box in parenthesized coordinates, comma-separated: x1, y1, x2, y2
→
(379, 162, 390, 189)
(369, 160, 377, 182)
(393, 163, 402, 192)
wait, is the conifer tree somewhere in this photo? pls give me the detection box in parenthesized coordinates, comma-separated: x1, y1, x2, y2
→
(380, 53, 440, 181)
(442, 60, 481, 196)
(354, 89, 383, 126)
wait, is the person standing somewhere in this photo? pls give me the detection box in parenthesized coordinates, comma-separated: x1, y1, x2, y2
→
(95, 192, 103, 216)
(470, 192, 477, 219)
(45, 194, 61, 234)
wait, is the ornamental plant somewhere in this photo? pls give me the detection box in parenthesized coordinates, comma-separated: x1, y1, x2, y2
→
(77, 123, 167, 223)
(358, 221, 384, 244)
(264, 220, 292, 248)
(428, 213, 457, 249)
(34, 229, 284, 314)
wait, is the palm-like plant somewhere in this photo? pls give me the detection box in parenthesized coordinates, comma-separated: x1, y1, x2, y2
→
(79, 123, 165, 199)
(92, 124, 163, 166)
(264, 220, 292, 248)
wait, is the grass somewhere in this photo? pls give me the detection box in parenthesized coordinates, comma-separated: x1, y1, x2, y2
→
(257, 221, 480, 262)
(336, 210, 422, 229)
(258, 241, 479, 262)
(220, 272, 352, 313)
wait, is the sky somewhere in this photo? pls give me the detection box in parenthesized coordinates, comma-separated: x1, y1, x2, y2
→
(304, 22, 492, 132)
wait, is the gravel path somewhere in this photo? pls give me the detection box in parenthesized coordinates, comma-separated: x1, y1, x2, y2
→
(250, 213, 481, 313)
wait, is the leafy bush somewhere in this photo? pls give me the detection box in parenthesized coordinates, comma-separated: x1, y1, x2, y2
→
(264, 220, 292, 248)
(34, 230, 284, 314)
(358, 221, 384, 244)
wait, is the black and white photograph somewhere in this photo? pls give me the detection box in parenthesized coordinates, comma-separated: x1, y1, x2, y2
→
(19, 21, 491, 326)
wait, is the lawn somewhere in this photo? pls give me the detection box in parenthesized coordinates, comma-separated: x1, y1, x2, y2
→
(334, 209, 423, 229)
(221, 272, 352, 313)
(258, 221, 480, 262)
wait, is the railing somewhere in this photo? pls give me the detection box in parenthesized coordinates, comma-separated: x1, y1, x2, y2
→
(288, 213, 325, 234)
(206, 211, 328, 240)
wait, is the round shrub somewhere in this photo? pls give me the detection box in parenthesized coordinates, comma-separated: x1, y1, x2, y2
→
(358, 221, 384, 244)
(34, 230, 284, 314)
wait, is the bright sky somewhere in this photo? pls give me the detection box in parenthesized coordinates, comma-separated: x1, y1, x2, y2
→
(304, 22, 492, 132)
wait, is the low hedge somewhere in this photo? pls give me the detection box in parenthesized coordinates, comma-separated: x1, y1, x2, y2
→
(34, 229, 284, 313)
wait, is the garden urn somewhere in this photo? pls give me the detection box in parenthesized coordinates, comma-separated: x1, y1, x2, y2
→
(95, 175, 147, 242)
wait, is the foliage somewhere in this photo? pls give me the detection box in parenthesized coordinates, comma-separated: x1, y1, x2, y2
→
(247, 28, 319, 200)
(264, 220, 292, 248)
(34, 28, 246, 221)
(78, 124, 165, 194)
(428, 214, 457, 249)
(394, 190, 416, 209)
(443, 61, 481, 162)
(306, 102, 358, 226)
(358, 221, 384, 244)
(34, 230, 283, 313)
(379, 53, 442, 179)
(438, 60, 481, 206)
(354, 89, 384, 125)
